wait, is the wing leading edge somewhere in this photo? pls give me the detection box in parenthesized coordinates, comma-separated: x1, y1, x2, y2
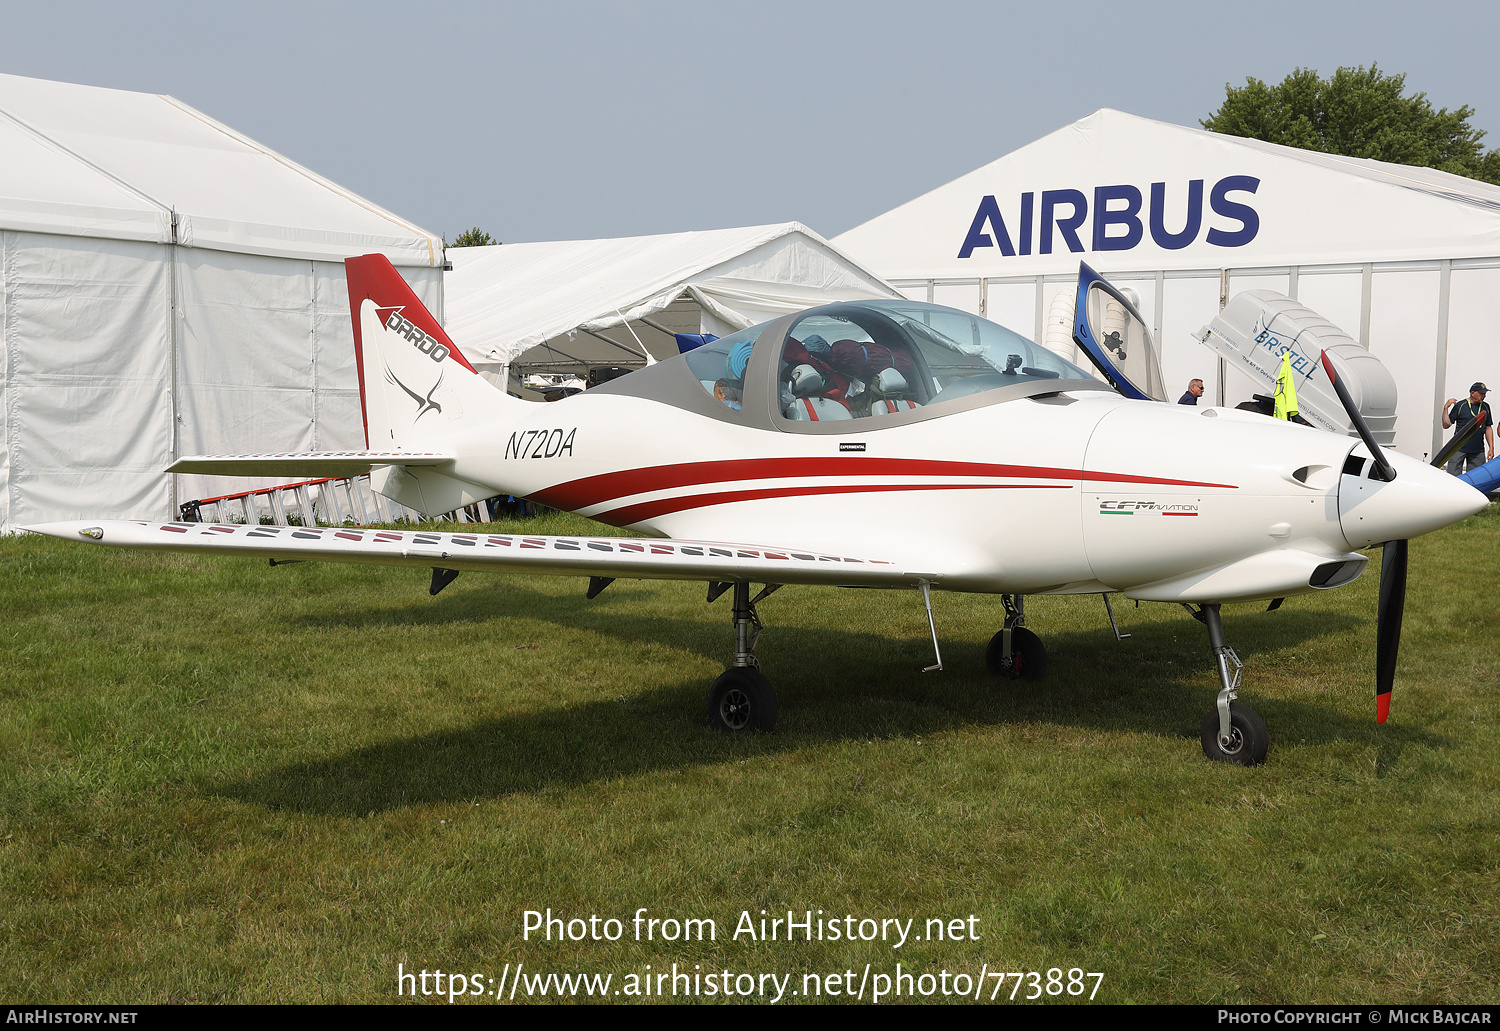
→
(23, 520, 919, 588)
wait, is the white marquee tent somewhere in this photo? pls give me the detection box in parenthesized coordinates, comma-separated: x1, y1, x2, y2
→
(443, 223, 901, 396)
(836, 109, 1500, 460)
(0, 72, 444, 531)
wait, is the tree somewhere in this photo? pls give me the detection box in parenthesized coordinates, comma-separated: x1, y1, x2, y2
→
(449, 227, 499, 248)
(1202, 64, 1500, 185)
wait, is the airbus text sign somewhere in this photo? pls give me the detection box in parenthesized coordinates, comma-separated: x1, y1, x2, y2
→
(958, 177, 1261, 260)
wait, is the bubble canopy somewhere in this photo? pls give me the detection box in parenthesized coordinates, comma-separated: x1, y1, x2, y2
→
(590, 299, 1112, 429)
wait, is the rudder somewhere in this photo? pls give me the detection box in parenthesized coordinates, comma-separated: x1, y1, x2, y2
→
(345, 253, 510, 452)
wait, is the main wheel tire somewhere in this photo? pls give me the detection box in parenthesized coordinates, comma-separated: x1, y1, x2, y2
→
(708, 667, 777, 733)
(1200, 702, 1269, 766)
(985, 627, 1048, 681)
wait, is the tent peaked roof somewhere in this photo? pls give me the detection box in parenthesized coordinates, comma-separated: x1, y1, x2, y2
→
(1124, 108, 1500, 215)
(444, 223, 900, 365)
(835, 108, 1500, 279)
(0, 72, 441, 265)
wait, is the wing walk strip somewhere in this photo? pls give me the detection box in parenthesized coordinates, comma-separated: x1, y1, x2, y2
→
(529, 457, 1238, 524)
(28, 521, 915, 589)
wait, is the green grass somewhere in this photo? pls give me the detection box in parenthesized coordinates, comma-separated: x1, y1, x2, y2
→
(1, 508, 1498, 1004)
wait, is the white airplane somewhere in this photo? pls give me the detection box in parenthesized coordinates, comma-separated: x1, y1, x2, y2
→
(27, 256, 1487, 765)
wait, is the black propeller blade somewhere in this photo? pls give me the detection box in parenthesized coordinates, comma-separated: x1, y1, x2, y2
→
(1430, 408, 1488, 469)
(1320, 351, 1395, 482)
(1319, 349, 1405, 722)
(1375, 539, 1407, 724)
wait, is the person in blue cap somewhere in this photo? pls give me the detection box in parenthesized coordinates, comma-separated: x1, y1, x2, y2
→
(1441, 382, 1495, 474)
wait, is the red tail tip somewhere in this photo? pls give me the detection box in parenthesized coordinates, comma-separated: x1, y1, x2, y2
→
(1376, 692, 1391, 724)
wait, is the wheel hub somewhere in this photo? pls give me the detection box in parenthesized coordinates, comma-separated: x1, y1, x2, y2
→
(1219, 727, 1243, 754)
(720, 688, 751, 731)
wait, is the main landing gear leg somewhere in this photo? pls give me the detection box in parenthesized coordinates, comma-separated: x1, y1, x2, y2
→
(986, 594, 1047, 681)
(708, 581, 777, 733)
(1193, 603, 1268, 765)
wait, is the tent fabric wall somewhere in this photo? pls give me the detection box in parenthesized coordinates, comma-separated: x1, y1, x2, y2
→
(1448, 268, 1500, 411)
(444, 223, 900, 391)
(837, 109, 1500, 278)
(835, 109, 1500, 461)
(686, 229, 902, 328)
(3, 232, 172, 530)
(0, 111, 167, 243)
(0, 73, 445, 531)
(173, 258, 440, 504)
(0, 73, 440, 265)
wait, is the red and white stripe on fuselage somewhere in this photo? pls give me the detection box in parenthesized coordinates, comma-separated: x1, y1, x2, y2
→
(528, 456, 1233, 528)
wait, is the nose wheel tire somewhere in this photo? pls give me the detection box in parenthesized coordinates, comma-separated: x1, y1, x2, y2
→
(986, 627, 1048, 681)
(1200, 702, 1269, 766)
(709, 668, 777, 733)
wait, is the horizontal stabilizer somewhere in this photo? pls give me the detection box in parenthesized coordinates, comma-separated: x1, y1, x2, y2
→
(168, 452, 455, 478)
(23, 520, 917, 589)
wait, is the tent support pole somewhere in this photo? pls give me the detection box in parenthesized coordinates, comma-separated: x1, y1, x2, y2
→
(636, 315, 677, 339)
(1153, 270, 1164, 346)
(578, 327, 650, 362)
(1217, 269, 1230, 407)
(309, 260, 320, 451)
(168, 210, 179, 518)
(1432, 259, 1452, 462)
(531, 338, 594, 369)
(1033, 275, 1045, 343)
(1359, 263, 1373, 347)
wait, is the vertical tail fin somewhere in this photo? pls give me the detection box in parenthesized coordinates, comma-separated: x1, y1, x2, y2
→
(345, 253, 513, 451)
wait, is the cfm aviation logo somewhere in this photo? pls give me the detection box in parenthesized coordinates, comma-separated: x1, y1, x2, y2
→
(1098, 500, 1199, 516)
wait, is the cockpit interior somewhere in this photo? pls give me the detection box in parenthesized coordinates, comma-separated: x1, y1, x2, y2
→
(645, 300, 1109, 428)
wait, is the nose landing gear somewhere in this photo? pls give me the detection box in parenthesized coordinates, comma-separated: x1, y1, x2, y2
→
(1189, 603, 1268, 765)
(1200, 702, 1269, 764)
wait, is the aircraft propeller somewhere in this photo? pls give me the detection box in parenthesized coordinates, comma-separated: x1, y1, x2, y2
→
(1319, 351, 1402, 723)
(1428, 407, 1488, 471)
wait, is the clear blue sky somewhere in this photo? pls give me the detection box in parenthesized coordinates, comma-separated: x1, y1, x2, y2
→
(3, 0, 1495, 243)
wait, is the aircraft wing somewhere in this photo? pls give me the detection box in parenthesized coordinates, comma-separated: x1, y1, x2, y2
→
(167, 452, 454, 477)
(23, 520, 919, 589)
